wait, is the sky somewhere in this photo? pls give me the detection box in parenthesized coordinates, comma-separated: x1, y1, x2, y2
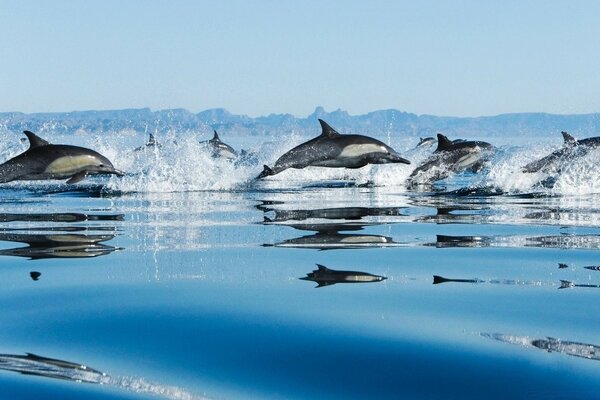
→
(1, 0, 600, 117)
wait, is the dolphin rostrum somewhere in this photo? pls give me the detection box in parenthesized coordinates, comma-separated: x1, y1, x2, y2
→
(0, 131, 124, 184)
(407, 133, 494, 186)
(257, 119, 410, 178)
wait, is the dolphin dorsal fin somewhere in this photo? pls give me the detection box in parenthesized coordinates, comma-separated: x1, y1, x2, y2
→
(148, 133, 156, 145)
(435, 133, 453, 151)
(318, 119, 341, 138)
(212, 130, 220, 141)
(561, 131, 577, 146)
(23, 131, 50, 149)
(316, 264, 331, 272)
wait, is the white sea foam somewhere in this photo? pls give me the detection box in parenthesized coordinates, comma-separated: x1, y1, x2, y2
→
(2, 129, 600, 195)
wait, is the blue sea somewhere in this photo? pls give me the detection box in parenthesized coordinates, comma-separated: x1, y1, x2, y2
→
(0, 128, 599, 399)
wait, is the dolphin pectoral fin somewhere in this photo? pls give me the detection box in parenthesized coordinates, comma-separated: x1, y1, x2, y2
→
(66, 171, 88, 184)
(257, 165, 274, 179)
(316, 281, 334, 288)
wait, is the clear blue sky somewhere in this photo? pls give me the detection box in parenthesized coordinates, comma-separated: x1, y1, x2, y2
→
(1, 0, 600, 117)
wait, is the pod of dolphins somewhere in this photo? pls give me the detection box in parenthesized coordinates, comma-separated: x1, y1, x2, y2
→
(0, 119, 598, 187)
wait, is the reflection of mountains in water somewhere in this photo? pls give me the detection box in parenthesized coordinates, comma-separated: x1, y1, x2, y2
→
(482, 333, 600, 362)
(430, 234, 600, 250)
(265, 223, 401, 250)
(300, 264, 387, 288)
(0, 212, 123, 259)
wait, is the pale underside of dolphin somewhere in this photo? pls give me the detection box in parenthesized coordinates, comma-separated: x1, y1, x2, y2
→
(407, 133, 495, 186)
(522, 131, 600, 173)
(0, 131, 124, 184)
(258, 119, 410, 178)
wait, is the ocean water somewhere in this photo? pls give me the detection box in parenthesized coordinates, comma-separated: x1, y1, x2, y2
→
(0, 129, 599, 399)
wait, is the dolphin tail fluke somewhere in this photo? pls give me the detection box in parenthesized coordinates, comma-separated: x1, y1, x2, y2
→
(257, 165, 274, 179)
(433, 275, 450, 284)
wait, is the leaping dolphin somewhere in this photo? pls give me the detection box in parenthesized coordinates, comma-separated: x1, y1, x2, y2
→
(257, 119, 410, 178)
(407, 133, 494, 186)
(0, 131, 124, 184)
(202, 130, 238, 159)
(522, 131, 600, 173)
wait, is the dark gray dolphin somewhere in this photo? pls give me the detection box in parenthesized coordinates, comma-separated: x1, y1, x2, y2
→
(407, 133, 495, 186)
(134, 133, 160, 152)
(0, 131, 124, 184)
(522, 131, 600, 173)
(300, 264, 387, 287)
(257, 119, 410, 178)
(202, 130, 238, 159)
(416, 136, 436, 147)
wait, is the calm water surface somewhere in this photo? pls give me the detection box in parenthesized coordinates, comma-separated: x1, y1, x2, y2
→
(0, 180, 599, 399)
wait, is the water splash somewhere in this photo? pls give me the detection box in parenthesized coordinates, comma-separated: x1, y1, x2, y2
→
(3, 129, 600, 195)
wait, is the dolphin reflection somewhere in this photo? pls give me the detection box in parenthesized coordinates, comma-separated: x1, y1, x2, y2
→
(482, 333, 600, 362)
(0, 232, 120, 259)
(300, 264, 387, 288)
(265, 223, 401, 250)
(0, 352, 205, 399)
(433, 275, 600, 290)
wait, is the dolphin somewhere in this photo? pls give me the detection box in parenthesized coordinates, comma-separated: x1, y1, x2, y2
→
(300, 264, 387, 287)
(407, 133, 494, 186)
(416, 136, 436, 147)
(202, 130, 238, 159)
(522, 131, 600, 173)
(0, 131, 124, 184)
(257, 119, 410, 178)
(415, 136, 466, 148)
(0, 352, 106, 384)
(134, 133, 160, 152)
(482, 333, 600, 361)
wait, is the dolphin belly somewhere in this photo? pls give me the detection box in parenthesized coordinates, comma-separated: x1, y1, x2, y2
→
(453, 152, 483, 171)
(44, 155, 100, 176)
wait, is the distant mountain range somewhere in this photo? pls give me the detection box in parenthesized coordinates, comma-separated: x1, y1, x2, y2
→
(2, 106, 600, 138)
